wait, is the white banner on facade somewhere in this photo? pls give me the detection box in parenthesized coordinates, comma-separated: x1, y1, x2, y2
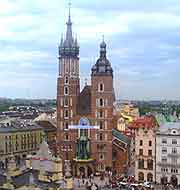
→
(69, 125, 99, 129)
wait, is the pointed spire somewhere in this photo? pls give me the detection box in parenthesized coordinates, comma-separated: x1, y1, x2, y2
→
(100, 35, 106, 58)
(65, 1, 73, 44)
(60, 33, 63, 46)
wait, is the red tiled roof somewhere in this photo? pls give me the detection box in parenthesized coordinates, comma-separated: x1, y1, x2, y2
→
(128, 116, 157, 129)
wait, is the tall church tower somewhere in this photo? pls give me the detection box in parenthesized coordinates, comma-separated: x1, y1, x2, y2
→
(57, 6, 80, 162)
(91, 39, 115, 171)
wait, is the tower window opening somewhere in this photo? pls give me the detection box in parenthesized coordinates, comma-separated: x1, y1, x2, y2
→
(64, 87, 69, 95)
(99, 83, 104, 92)
(99, 98, 104, 107)
(65, 76, 69, 84)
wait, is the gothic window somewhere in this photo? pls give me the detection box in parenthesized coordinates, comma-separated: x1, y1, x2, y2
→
(65, 76, 69, 84)
(98, 83, 104, 92)
(64, 98, 68, 107)
(64, 86, 69, 95)
(99, 121, 103, 130)
(99, 98, 104, 107)
(64, 110, 69, 118)
(99, 110, 103, 118)
(99, 133, 103, 141)
(65, 122, 68, 130)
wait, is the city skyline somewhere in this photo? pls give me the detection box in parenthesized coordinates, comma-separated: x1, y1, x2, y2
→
(0, 0, 180, 100)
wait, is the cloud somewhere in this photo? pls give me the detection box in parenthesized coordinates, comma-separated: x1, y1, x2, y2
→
(0, 0, 180, 99)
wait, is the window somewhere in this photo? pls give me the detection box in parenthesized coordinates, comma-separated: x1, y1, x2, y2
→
(65, 76, 69, 84)
(148, 150, 152, 156)
(64, 110, 69, 118)
(99, 153, 104, 160)
(99, 98, 104, 107)
(140, 140, 143, 146)
(64, 86, 69, 95)
(65, 122, 68, 130)
(99, 83, 104, 92)
(172, 139, 177, 144)
(149, 140, 152, 146)
(172, 148, 177, 154)
(99, 133, 103, 141)
(162, 139, 167, 144)
(161, 157, 167, 163)
(99, 121, 103, 130)
(138, 159, 144, 169)
(162, 147, 167, 154)
(65, 134, 69, 140)
(171, 157, 177, 165)
(147, 159, 153, 170)
(64, 98, 68, 107)
(99, 110, 103, 118)
(139, 149, 143, 156)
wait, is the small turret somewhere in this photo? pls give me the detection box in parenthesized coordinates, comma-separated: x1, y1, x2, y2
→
(91, 37, 113, 77)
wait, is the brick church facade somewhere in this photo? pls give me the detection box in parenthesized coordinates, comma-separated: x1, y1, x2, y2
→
(57, 8, 129, 176)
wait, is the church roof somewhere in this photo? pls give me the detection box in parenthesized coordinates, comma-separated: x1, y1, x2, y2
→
(77, 85, 91, 115)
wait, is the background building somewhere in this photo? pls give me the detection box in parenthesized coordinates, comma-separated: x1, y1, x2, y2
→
(0, 118, 44, 169)
(130, 116, 157, 182)
(156, 122, 180, 186)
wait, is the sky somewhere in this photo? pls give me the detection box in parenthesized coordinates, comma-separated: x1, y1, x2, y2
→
(0, 0, 180, 100)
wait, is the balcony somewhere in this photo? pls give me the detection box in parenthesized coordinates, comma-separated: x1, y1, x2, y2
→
(157, 162, 180, 168)
(168, 153, 180, 158)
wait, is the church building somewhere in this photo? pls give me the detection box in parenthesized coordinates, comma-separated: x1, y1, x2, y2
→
(56, 7, 126, 177)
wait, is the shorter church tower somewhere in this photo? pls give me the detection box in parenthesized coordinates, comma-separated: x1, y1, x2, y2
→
(91, 39, 115, 171)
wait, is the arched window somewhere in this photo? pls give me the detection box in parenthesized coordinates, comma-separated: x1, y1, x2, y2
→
(64, 98, 68, 107)
(65, 110, 69, 118)
(65, 76, 69, 84)
(147, 173, 153, 182)
(64, 87, 69, 95)
(99, 83, 104, 92)
(99, 110, 103, 118)
(99, 98, 104, 107)
(65, 122, 68, 129)
(99, 121, 103, 129)
(138, 172, 144, 182)
(99, 133, 103, 141)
